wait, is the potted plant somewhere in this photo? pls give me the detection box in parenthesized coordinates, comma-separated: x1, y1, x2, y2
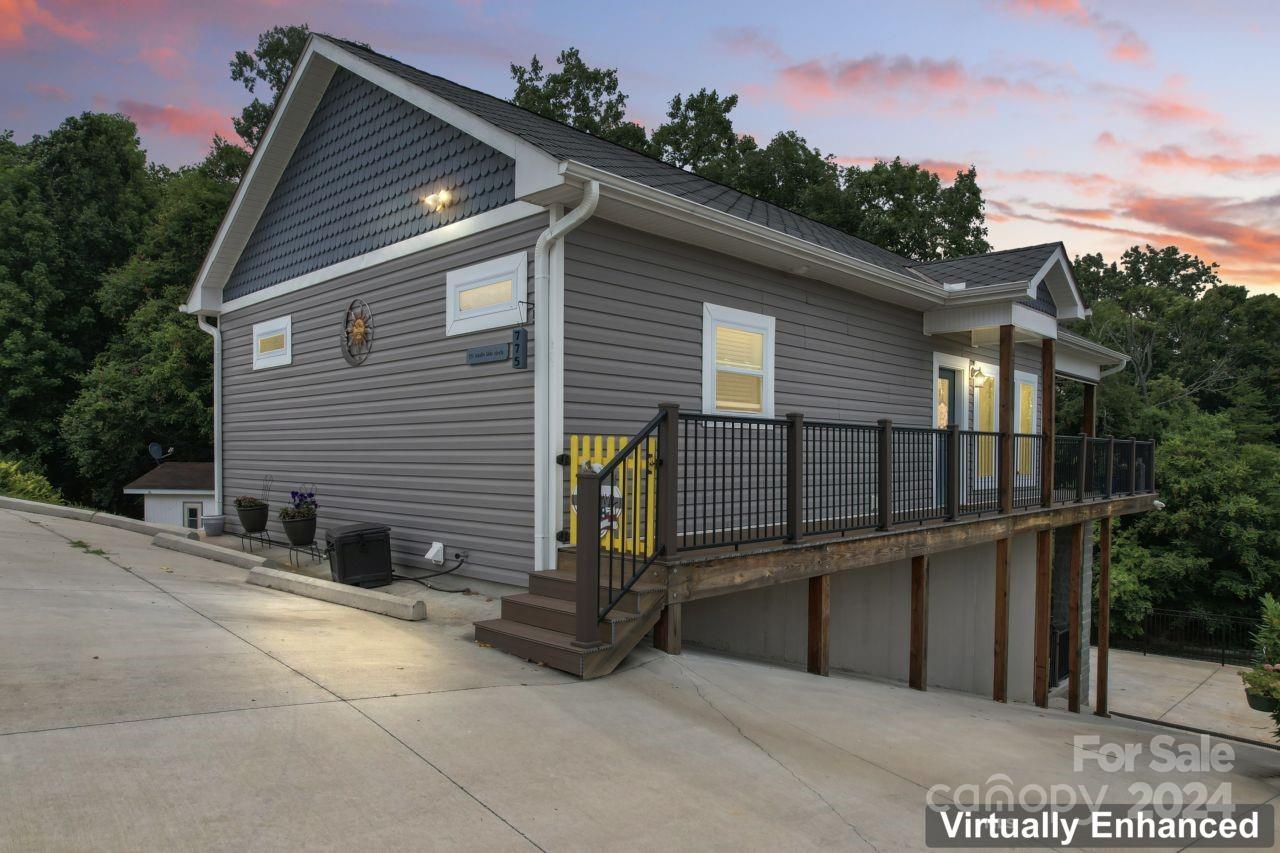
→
(1241, 594, 1280, 723)
(279, 487, 318, 546)
(234, 495, 268, 533)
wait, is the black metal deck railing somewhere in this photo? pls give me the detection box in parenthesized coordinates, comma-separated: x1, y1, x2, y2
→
(569, 404, 1157, 645)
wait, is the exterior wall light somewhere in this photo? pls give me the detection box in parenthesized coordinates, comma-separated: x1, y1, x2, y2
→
(421, 188, 453, 212)
(970, 363, 988, 380)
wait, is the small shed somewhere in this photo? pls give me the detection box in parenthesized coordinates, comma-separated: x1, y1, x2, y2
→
(123, 463, 216, 530)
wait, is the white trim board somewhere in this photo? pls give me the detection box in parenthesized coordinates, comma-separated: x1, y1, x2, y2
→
(219, 202, 543, 315)
(701, 302, 776, 418)
(932, 352, 970, 430)
(123, 489, 216, 496)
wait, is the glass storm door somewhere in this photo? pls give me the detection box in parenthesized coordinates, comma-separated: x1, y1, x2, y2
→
(936, 367, 958, 503)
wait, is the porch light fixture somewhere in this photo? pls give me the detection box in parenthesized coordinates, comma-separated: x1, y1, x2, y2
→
(421, 188, 453, 212)
(970, 363, 988, 380)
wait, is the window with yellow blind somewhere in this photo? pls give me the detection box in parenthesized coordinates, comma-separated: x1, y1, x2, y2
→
(702, 303, 775, 417)
(1015, 371, 1039, 476)
(252, 316, 291, 370)
(974, 369, 997, 478)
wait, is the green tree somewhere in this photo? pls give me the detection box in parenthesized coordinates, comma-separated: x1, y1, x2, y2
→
(230, 24, 314, 150)
(510, 48, 648, 151)
(649, 89, 742, 171)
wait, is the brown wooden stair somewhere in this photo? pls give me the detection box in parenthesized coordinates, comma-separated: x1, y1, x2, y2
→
(474, 568, 666, 679)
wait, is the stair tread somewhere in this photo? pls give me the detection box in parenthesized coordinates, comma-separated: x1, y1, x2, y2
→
(533, 569, 664, 594)
(475, 618, 611, 654)
(505, 593, 640, 623)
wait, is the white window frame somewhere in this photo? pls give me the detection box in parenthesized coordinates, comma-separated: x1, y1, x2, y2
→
(445, 251, 528, 336)
(702, 303, 775, 418)
(252, 315, 292, 370)
(182, 501, 203, 530)
(1014, 369, 1041, 482)
(971, 359, 1000, 433)
(932, 352, 970, 430)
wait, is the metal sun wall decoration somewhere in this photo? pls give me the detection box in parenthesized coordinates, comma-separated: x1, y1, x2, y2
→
(341, 298, 375, 365)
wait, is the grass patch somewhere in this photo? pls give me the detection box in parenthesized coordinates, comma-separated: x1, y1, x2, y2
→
(68, 539, 107, 556)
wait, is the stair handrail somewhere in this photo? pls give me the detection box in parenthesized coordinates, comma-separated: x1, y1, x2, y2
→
(573, 407, 670, 647)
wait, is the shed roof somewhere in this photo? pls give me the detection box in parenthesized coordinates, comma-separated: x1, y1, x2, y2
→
(123, 463, 214, 493)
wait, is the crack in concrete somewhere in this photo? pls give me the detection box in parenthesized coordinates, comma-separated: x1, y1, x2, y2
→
(1158, 667, 1221, 721)
(674, 659, 880, 852)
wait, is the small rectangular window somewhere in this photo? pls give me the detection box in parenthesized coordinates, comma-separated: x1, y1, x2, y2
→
(446, 252, 528, 336)
(703, 303, 775, 417)
(252, 316, 291, 370)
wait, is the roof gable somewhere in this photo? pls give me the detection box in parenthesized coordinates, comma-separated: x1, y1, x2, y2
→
(123, 462, 214, 492)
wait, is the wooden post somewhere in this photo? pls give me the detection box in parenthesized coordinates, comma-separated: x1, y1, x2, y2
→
(878, 419, 894, 530)
(807, 575, 830, 676)
(654, 603, 682, 654)
(1041, 340, 1055, 507)
(786, 412, 804, 544)
(573, 466, 605, 649)
(1096, 516, 1112, 717)
(993, 537, 1010, 702)
(656, 403, 680, 556)
(1082, 383, 1097, 437)
(1033, 528, 1052, 708)
(946, 424, 960, 520)
(1067, 522, 1084, 713)
(910, 555, 928, 690)
(998, 324, 1014, 514)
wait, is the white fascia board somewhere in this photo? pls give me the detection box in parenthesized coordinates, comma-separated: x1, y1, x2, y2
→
(123, 488, 216, 496)
(924, 302, 1058, 340)
(559, 162, 946, 309)
(220, 201, 545, 315)
(183, 35, 563, 316)
(938, 280, 1030, 306)
(1010, 304, 1059, 340)
(1057, 329, 1128, 366)
(1027, 245, 1088, 321)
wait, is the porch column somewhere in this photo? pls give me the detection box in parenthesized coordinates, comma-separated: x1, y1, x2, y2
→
(1096, 516, 1112, 717)
(1067, 522, 1084, 713)
(654, 603, 682, 654)
(910, 555, 928, 690)
(998, 324, 1015, 514)
(1041, 340, 1055, 507)
(807, 575, 830, 676)
(1033, 528, 1052, 707)
(1082, 383, 1097, 437)
(993, 537, 1010, 702)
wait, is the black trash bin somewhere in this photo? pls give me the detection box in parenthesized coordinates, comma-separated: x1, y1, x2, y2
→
(326, 522, 392, 588)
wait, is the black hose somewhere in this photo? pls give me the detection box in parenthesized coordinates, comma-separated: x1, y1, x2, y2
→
(391, 554, 470, 593)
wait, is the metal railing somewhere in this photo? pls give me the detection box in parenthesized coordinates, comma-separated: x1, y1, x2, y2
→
(1102, 608, 1259, 666)
(569, 404, 1157, 644)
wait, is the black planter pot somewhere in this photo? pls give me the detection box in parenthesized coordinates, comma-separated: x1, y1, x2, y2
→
(236, 504, 269, 533)
(1245, 688, 1279, 713)
(282, 514, 317, 546)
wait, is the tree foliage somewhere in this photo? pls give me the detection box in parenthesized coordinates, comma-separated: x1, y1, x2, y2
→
(230, 24, 314, 150)
(510, 49, 647, 150)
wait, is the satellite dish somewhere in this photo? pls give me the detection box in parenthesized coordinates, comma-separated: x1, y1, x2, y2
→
(147, 443, 174, 466)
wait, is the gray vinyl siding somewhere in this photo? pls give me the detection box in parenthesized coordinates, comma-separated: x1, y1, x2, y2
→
(220, 212, 546, 586)
(225, 67, 515, 301)
(563, 219, 1047, 439)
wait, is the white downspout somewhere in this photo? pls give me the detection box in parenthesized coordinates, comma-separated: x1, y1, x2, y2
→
(533, 180, 599, 572)
(196, 315, 223, 517)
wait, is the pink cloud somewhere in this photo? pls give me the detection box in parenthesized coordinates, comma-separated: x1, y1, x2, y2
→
(1095, 131, 1118, 148)
(714, 27, 786, 62)
(1001, 0, 1150, 64)
(835, 155, 974, 178)
(117, 98, 232, 139)
(1139, 145, 1280, 177)
(26, 81, 70, 101)
(0, 0, 93, 47)
(136, 45, 190, 79)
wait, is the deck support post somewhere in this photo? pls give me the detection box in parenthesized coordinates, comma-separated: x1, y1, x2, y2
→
(1096, 516, 1112, 717)
(786, 412, 804, 544)
(1067, 522, 1084, 712)
(653, 603, 682, 655)
(1041, 340, 1055, 507)
(1082, 382, 1097, 437)
(1033, 528, 1052, 707)
(878, 419, 894, 530)
(998, 324, 1014, 515)
(910, 555, 928, 690)
(807, 574, 830, 676)
(993, 537, 1010, 702)
(573, 466, 606, 649)
(656, 402, 680, 556)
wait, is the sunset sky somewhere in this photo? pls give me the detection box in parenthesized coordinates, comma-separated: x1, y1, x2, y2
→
(3, 0, 1278, 293)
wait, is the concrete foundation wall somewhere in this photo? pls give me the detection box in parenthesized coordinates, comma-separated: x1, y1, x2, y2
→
(683, 533, 1041, 701)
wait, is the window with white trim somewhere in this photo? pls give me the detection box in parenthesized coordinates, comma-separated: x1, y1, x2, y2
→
(252, 316, 291, 370)
(445, 251, 527, 336)
(702, 303, 775, 416)
(1014, 370, 1040, 476)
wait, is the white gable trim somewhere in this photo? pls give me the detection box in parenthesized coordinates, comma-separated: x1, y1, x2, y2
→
(1025, 245, 1087, 321)
(183, 35, 563, 316)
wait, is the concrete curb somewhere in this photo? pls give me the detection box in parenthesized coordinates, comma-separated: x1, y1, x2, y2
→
(0, 495, 199, 540)
(247, 567, 427, 621)
(151, 533, 277, 570)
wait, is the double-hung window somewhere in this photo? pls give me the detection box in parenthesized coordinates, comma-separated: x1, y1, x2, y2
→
(445, 252, 527, 336)
(702, 303, 775, 417)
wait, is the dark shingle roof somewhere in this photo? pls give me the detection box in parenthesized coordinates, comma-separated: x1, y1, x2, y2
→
(324, 37, 916, 275)
(123, 463, 214, 492)
(909, 242, 1061, 288)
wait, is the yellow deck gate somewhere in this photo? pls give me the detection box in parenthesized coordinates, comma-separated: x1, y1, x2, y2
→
(567, 434, 658, 556)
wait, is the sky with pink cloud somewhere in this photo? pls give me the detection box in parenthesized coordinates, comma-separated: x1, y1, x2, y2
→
(3, 0, 1278, 293)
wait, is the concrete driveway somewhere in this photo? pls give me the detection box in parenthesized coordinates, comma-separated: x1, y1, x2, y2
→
(2, 507, 1278, 851)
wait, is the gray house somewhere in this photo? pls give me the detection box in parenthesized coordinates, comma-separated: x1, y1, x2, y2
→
(183, 36, 1156, 710)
